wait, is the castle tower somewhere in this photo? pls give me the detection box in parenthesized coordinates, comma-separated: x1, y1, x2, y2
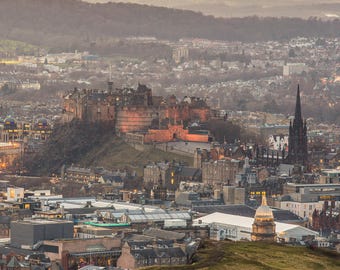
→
(251, 193, 276, 242)
(287, 85, 308, 166)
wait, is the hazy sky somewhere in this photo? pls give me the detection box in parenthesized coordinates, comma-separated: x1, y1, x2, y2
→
(83, 0, 340, 5)
(82, 0, 340, 18)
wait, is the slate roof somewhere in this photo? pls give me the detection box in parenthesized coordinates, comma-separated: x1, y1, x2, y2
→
(0, 216, 10, 224)
(193, 204, 255, 217)
(7, 256, 22, 268)
(131, 247, 186, 259)
(102, 175, 123, 183)
(143, 228, 185, 241)
(178, 167, 201, 178)
(0, 246, 34, 256)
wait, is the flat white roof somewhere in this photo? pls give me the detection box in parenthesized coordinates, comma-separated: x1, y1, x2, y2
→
(13, 219, 73, 225)
(321, 169, 340, 174)
(193, 212, 318, 235)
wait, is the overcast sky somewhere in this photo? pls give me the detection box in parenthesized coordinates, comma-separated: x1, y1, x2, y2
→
(82, 0, 340, 19)
(83, 0, 340, 5)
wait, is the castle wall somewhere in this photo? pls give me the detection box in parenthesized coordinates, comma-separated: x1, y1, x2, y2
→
(163, 106, 210, 123)
(63, 93, 115, 123)
(115, 106, 158, 133)
(63, 98, 76, 122)
(190, 108, 210, 122)
(84, 100, 115, 122)
(144, 125, 208, 143)
(164, 106, 188, 122)
(185, 134, 209, 142)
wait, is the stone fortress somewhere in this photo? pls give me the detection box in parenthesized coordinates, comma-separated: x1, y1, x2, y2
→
(62, 82, 211, 143)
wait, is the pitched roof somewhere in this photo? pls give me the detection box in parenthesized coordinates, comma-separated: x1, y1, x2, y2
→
(131, 247, 186, 259)
(7, 256, 22, 268)
(143, 228, 186, 241)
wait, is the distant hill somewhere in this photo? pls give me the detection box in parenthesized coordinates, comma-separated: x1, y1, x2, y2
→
(145, 240, 340, 270)
(85, 0, 340, 19)
(0, 0, 339, 53)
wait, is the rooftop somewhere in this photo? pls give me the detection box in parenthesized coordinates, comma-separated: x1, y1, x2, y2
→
(11, 219, 73, 225)
(193, 212, 318, 236)
(193, 204, 303, 222)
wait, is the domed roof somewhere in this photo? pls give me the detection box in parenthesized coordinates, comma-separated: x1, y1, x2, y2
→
(255, 195, 274, 219)
(37, 118, 48, 126)
(4, 117, 16, 124)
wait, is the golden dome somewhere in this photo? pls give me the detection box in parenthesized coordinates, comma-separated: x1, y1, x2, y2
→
(254, 194, 274, 219)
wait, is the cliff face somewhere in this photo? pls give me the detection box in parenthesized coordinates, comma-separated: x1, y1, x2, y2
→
(23, 120, 193, 176)
(24, 120, 115, 175)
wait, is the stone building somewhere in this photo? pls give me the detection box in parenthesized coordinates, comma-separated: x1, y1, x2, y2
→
(143, 162, 169, 187)
(222, 186, 245, 205)
(42, 237, 121, 270)
(164, 165, 201, 191)
(312, 201, 340, 236)
(193, 143, 246, 170)
(251, 194, 276, 242)
(63, 166, 95, 183)
(63, 84, 211, 142)
(202, 159, 240, 187)
(117, 241, 187, 270)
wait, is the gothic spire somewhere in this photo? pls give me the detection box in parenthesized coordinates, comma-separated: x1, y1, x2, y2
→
(294, 84, 303, 124)
(287, 84, 308, 167)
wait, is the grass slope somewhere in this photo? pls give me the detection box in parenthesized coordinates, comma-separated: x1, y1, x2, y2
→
(79, 136, 193, 175)
(144, 241, 340, 270)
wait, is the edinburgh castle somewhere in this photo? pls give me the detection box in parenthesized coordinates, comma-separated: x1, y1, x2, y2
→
(62, 83, 211, 143)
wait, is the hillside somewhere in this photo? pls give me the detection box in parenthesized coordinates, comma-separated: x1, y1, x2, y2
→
(0, 0, 339, 53)
(24, 120, 192, 176)
(144, 241, 340, 270)
(87, 0, 340, 19)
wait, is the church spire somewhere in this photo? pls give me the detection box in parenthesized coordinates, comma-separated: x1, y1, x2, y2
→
(287, 84, 308, 167)
(294, 84, 302, 124)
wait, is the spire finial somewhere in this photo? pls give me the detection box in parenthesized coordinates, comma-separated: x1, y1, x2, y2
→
(261, 192, 267, 206)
